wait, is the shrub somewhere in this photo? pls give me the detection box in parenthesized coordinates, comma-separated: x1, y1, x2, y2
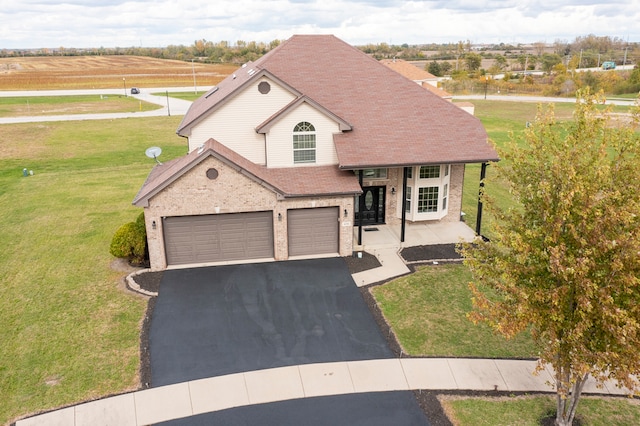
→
(110, 212, 148, 266)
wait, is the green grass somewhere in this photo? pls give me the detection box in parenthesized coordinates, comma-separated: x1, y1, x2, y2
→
(371, 264, 538, 358)
(0, 95, 161, 117)
(442, 395, 640, 426)
(0, 116, 185, 425)
(2, 99, 632, 424)
(153, 91, 203, 101)
(460, 100, 600, 236)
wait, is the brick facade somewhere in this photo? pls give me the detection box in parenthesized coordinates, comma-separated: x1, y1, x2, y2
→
(143, 156, 354, 270)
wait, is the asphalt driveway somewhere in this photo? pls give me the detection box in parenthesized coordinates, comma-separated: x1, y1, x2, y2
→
(150, 258, 396, 386)
(149, 258, 430, 425)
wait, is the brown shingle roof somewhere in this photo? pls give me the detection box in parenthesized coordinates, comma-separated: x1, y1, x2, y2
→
(179, 35, 498, 168)
(379, 58, 438, 82)
(132, 139, 361, 206)
(421, 82, 452, 99)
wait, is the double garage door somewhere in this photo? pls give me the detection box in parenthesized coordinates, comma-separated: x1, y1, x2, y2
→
(163, 212, 274, 266)
(163, 208, 339, 266)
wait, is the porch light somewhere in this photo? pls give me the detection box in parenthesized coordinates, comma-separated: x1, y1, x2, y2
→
(278, 213, 282, 221)
(152, 220, 156, 230)
(344, 209, 348, 217)
(391, 187, 396, 195)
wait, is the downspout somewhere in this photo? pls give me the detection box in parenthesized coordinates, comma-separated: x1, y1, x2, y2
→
(401, 166, 408, 243)
(263, 133, 268, 166)
(475, 162, 488, 237)
(358, 170, 363, 246)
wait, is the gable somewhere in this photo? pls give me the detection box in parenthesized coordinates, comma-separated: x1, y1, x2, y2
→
(145, 155, 278, 213)
(263, 101, 341, 168)
(187, 76, 297, 163)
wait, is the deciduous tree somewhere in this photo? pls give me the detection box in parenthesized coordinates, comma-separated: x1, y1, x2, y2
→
(461, 91, 640, 426)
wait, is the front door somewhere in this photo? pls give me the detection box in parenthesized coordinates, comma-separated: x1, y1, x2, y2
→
(355, 186, 386, 225)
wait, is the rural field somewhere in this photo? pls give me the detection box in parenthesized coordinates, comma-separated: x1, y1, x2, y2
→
(2, 56, 639, 425)
(0, 55, 236, 90)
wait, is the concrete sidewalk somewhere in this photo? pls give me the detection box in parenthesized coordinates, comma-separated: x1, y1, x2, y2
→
(351, 221, 476, 286)
(16, 358, 629, 426)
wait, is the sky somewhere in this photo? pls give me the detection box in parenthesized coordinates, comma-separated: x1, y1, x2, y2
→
(2, 0, 639, 50)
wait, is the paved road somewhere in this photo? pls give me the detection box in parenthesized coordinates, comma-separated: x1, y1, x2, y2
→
(2, 87, 635, 125)
(157, 392, 430, 426)
(0, 87, 204, 123)
(454, 94, 638, 106)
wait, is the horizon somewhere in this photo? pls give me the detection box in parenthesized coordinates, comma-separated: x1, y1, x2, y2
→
(1, 1, 638, 50)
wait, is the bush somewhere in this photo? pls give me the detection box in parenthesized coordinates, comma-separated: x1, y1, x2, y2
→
(110, 212, 148, 266)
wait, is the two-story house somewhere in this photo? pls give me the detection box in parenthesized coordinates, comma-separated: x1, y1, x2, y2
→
(133, 35, 498, 271)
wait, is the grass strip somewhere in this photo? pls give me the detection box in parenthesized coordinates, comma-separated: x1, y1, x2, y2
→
(442, 395, 640, 426)
(0, 95, 160, 117)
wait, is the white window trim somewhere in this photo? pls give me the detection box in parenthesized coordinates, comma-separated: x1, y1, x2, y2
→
(402, 164, 450, 221)
(293, 121, 316, 164)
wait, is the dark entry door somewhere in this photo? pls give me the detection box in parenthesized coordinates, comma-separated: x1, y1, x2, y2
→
(355, 186, 386, 225)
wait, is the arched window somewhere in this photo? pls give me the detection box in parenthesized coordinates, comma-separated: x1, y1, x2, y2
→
(293, 121, 316, 163)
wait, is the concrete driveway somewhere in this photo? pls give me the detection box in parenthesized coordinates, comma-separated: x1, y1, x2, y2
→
(149, 258, 430, 425)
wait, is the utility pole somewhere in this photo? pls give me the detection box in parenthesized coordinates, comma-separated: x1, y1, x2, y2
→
(623, 46, 628, 67)
(192, 59, 197, 95)
(579, 49, 583, 69)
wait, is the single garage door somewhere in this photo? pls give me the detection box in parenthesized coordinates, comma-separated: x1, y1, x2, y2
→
(288, 207, 339, 257)
(163, 211, 274, 266)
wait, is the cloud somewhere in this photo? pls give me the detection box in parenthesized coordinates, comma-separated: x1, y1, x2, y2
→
(0, 0, 638, 49)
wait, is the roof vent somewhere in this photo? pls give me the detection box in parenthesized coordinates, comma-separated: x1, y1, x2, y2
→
(242, 63, 247, 68)
(197, 144, 205, 154)
(204, 86, 218, 98)
(247, 68, 255, 76)
(258, 81, 271, 94)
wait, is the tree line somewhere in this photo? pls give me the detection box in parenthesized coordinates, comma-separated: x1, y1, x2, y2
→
(2, 34, 636, 70)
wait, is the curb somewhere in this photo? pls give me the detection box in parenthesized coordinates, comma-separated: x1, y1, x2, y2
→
(125, 269, 158, 297)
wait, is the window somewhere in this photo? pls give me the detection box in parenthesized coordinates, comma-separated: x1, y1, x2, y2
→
(442, 183, 448, 210)
(361, 168, 388, 179)
(293, 122, 316, 163)
(405, 186, 412, 212)
(419, 165, 440, 179)
(418, 187, 439, 213)
(444, 165, 449, 177)
(406, 167, 413, 179)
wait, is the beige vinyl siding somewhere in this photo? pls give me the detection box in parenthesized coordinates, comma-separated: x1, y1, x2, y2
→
(188, 78, 297, 164)
(265, 103, 340, 168)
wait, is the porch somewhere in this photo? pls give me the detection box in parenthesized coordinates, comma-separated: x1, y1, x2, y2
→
(353, 220, 476, 250)
(350, 220, 478, 287)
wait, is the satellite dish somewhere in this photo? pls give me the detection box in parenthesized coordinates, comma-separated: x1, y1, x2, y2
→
(145, 146, 163, 165)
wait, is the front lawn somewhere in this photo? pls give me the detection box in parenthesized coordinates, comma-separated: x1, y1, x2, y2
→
(371, 264, 538, 358)
(0, 116, 185, 425)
